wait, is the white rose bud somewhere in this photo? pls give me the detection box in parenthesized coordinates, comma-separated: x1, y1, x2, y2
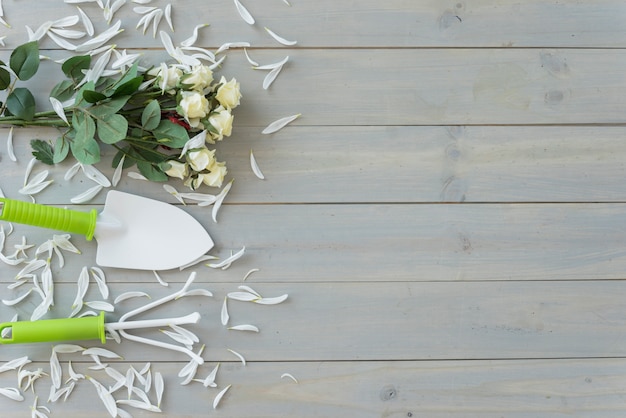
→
(187, 147, 216, 172)
(183, 65, 214, 93)
(164, 160, 188, 180)
(215, 76, 242, 110)
(207, 106, 234, 142)
(156, 64, 182, 94)
(178, 91, 210, 128)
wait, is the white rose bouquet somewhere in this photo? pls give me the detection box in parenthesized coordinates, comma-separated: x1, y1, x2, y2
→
(0, 41, 242, 190)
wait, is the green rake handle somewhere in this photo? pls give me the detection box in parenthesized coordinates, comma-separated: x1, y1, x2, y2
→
(0, 198, 97, 240)
(0, 312, 106, 345)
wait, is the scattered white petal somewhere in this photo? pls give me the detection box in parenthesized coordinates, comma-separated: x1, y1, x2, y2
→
(88, 377, 118, 417)
(195, 362, 219, 387)
(234, 0, 254, 24)
(265, 27, 297, 45)
(178, 192, 216, 206)
(2, 288, 32, 306)
(180, 288, 213, 297)
(64, 162, 81, 181)
(164, 3, 174, 31)
(215, 41, 250, 55)
(238, 285, 261, 297)
(153, 270, 169, 287)
(23, 157, 37, 186)
(163, 184, 185, 204)
(0, 356, 31, 373)
(221, 297, 229, 326)
(228, 324, 259, 332)
(91, 266, 109, 299)
(54, 344, 85, 354)
(50, 350, 62, 389)
(255, 294, 289, 305)
(19, 171, 53, 195)
(254, 55, 289, 70)
(84, 300, 115, 312)
(49, 27, 86, 39)
(250, 150, 265, 179)
(52, 15, 80, 27)
(6, 127, 15, 162)
(208, 246, 245, 269)
(83, 347, 122, 359)
(114, 291, 150, 304)
(262, 114, 301, 134)
(244, 48, 259, 66)
(81, 164, 112, 187)
(243, 268, 260, 281)
(281, 373, 299, 383)
(50, 97, 69, 126)
(227, 291, 258, 302)
(76, 20, 123, 52)
(213, 384, 232, 409)
(112, 154, 125, 187)
(263, 64, 284, 90)
(0, 387, 23, 401)
(154, 372, 164, 408)
(77, 6, 94, 36)
(47, 30, 78, 50)
(70, 184, 104, 203)
(178, 254, 218, 270)
(181, 23, 209, 47)
(212, 179, 233, 223)
(116, 399, 161, 412)
(128, 171, 148, 181)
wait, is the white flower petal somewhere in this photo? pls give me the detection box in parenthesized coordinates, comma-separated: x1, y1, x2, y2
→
(70, 185, 104, 203)
(154, 372, 164, 408)
(0, 387, 23, 401)
(83, 347, 122, 359)
(281, 373, 298, 383)
(264, 27, 297, 46)
(81, 164, 112, 187)
(88, 377, 118, 417)
(49, 27, 86, 39)
(47, 30, 78, 51)
(75, 20, 123, 52)
(250, 150, 265, 179)
(244, 48, 259, 66)
(90, 266, 109, 299)
(227, 291, 258, 302)
(50, 350, 62, 389)
(254, 55, 289, 70)
(228, 324, 259, 332)
(0, 356, 30, 373)
(2, 288, 32, 306)
(234, 0, 254, 24)
(163, 184, 185, 204)
(54, 344, 85, 354)
(116, 399, 161, 412)
(6, 127, 15, 162)
(159, 30, 176, 57)
(215, 41, 250, 55)
(114, 291, 150, 304)
(77, 6, 94, 36)
(221, 297, 229, 326)
(255, 294, 289, 305)
(208, 246, 245, 269)
(64, 162, 81, 181)
(127, 171, 148, 181)
(50, 97, 69, 125)
(164, 3, 174, 31)
(153, 270, 169, 287)
(262, 113, 301, 134)
(52, 15, 80, 27)
(213, 384, 231, 409)
(180, 23, 209, 47)
(242, 268, 260, 281)
(263, 64, 284, 90)
(112, 154, 125, 187)
(212, 179, 233, 223)
(84, 300, 115, 312)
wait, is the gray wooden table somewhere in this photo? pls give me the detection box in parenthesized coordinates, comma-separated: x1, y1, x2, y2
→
(0, 1, 625, 416)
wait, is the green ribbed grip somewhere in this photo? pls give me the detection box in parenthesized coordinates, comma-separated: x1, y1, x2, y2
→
(0, 198, 97, 240)
(0, 312, 106, 345)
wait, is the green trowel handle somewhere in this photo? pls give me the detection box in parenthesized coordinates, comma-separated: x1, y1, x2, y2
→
(0, 312, 106, 344)
(0, 198, 97, 241)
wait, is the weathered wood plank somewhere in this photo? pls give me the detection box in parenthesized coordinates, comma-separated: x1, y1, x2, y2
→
(1, 0, 625, 49)
(3, 48, 625, 127)
(2, 358, 626, 417)
(1, 203, 626, 284)
(1, 280, 626, 362)
(5, 125, 626, 205)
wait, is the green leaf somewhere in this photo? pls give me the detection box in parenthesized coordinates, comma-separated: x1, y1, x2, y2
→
(62, 55, 91, 84)
(53, 136, 70, 163)
(74, 81, 95, 109)
(73, 111, 96, 145)
(112, 147, 135, 169)
(97, 113, 128, 144)
(70, 136, 100, 165)
(89, 95, 130, 118)
(152, 120, 189, 148)
(111, 76, 143, 98)
(141, 100, 161, 130)
(50, 80, 75, 102)
(137, 160, 168, 182)
(10, 41, 39, 81)
(0, 67, 10, 90)
(30, 139, 55, 165)
(6, 88, 36, 120)
(83, 90, 108, 103)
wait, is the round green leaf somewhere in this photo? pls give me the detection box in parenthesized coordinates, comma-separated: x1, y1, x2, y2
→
(53, 136, 71, 164)
(152, 120, 189, 148)
(0, 67, 11, 90)
(6, 88, 36, 121)
(10, 41, 40, 81)
(70, 136, 100, 165)
(61, 55, 91, 84)
(137, 160, 168, 182)
(141, 100, 161, 130)
(97, 113, 128, 144)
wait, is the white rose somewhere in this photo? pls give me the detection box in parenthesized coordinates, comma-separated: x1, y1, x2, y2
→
(215, 76, 242, 110)
(183, 65, 213, 93)
(164, 160, 188, 180)
(183, 175, 203, 190)
(202, 160, 227, 188)
(156, 64, 182, 93)
(207, 106, 234, 142)
(178, 91, 210, 128)
(186, 147, 216, 172)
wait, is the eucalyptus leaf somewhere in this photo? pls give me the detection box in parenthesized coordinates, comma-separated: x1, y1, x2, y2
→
(141, 100, 161, 130)
(73, 111, 96, 145)
(62, 55, 91, 84)
(111, 76, 143, 98)
(53, 137, 70, 163)
(97, 113, 128, 144)
(50, 80, 75, 102)
(70, 136, 100, 165)
(83, 90, 107, 103)
(6, 88, 36, 120)
(74, 81, 96, 109)
(137, 160, 168, 182)
(10, 41, 39, 81)
(0, 67, 10, 90)
(152, 119, 189, 148)
(89, 95, 130, 118)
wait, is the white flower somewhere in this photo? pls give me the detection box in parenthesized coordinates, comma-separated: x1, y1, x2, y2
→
(178, 91, 210, 128)
(183, 65, 213, 93)
(202, 160, 227, 188)
(154, 63, 182, 94)
(207, 106, 234, 142)
(186, 148, 216, 172)
(164, 160, 188, 180)
(215, 76, 241, 110)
